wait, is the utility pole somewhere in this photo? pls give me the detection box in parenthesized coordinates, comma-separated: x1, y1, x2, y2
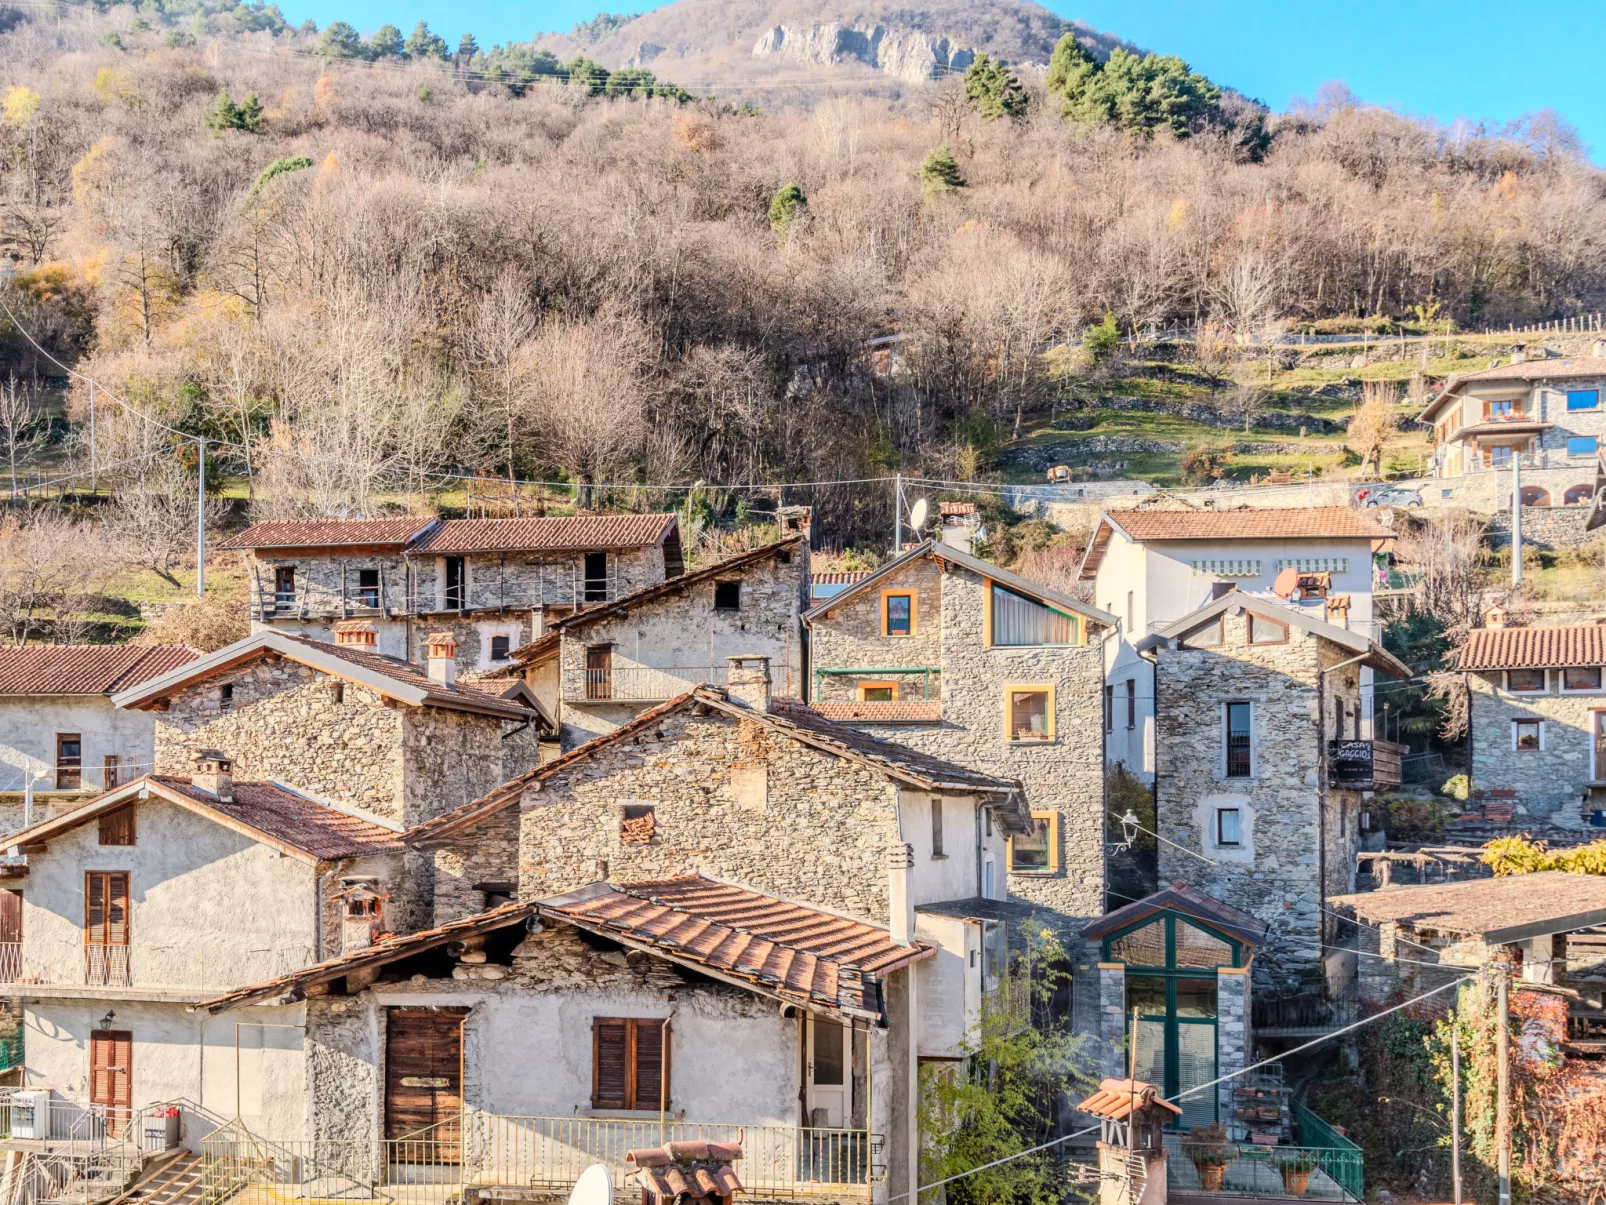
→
(195, 438, 206, 597)
(1496, 967, 1511, 1205)
(893, 471, 903, 554)
(88, 379, 96, 496)
(1452, 1023, 1462, 1205)
(1511, 453, 1523, 587)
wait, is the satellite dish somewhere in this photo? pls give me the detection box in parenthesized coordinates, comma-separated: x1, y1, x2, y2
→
(568, 1164, 613, 1205)
(908, 498, 929, 532)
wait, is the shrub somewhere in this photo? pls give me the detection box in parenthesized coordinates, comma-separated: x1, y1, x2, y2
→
(1179, 445, 1229, 485)
(1083, 312, 1121, 363)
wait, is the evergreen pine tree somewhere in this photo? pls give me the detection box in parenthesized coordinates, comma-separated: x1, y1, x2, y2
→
(405, 21, 448, 59)
(235, 91, 264, 132)
(367, 23, 405, 59)
(963, 55, 1027, 121)
(204, 88, 241, 133)
(917, 144, 965, 195)
(768, 184, 806, 233)
(456, 32, 480, 63)
(316, 20, 362, 59)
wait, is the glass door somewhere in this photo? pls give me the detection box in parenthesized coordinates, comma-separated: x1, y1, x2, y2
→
(1124, 974, 1218, 1127)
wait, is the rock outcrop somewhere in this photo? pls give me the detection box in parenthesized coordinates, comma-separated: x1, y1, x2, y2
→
(752, 22, 976, 83)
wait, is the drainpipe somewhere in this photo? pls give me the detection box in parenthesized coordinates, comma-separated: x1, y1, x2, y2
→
(1317, 650, 1371, 955)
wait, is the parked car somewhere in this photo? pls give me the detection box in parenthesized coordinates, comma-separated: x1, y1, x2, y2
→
(1355, 485, 1423, 508)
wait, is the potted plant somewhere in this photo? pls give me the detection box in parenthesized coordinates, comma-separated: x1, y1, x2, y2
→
(1182, 1123, 1232, 1191)
(1271, 1149, 1321, 1196)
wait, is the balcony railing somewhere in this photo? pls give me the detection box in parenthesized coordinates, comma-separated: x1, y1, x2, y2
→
(0, 942, 314, 994)
(202, 1114, 879, 1204)
(83, 944, 131, 988)
(1328, 739, 1407, 790)
(567, 666, 728, 703)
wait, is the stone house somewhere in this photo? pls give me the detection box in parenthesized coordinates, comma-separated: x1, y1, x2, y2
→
(0, 646, 196, 832)
(1151, 593, 1411, 992)
(800, 541, 1116, 929)
(1420, 341, 1606, 503)
(194, 661, 1026, 1205)
(1079, 505, 1392, 781)
(0, 752, 405, 1142)
(217, 514, 684, 672)
(1457, 611, 1606, 827)
(507, 536, 811, 749)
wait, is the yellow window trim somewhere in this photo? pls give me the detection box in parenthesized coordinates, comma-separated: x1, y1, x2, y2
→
(1003, 683, 1056, 742)
(857, 680, 900, 701)
(881, 589, 917, 637)
(1007, 810, 1060, 874)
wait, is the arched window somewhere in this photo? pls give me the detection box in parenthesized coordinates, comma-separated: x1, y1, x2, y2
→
(1566, 483, 1596, 506)
(1519, 486, 1551, 507)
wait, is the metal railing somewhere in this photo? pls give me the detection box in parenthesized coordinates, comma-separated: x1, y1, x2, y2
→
(1294, 1101, 1365, 1201)
(83, 944, 132, 988)
(0, 942, 316, 994)
(202, 1114, 879, 1204)
(569, 665, 728, 703)
(1166, 1134, 1362, 1201)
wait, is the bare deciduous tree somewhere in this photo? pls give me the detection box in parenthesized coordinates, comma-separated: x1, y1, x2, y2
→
(0, 510, 113, 645)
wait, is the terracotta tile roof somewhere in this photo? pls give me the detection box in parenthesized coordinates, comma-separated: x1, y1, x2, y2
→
(215, 518, 436, 550)
(405, 514, 678, 554)
(810, 700, 943, 723)
(0, 645, 197, 695)
(150, 777, 404, 859)
(1108, 507, 1390, 542)
(629, 1145, 744, 1200)
(811, 571, 876, 586)
(1420, 358, 1606, 421)
(192, 900, 539, 1014)
(1330, 872, 1606, 942)
(1078, 1079, 1183, 1120)
(1458, 624, 1606, 671)
(939, 501, 978, 516)
(539, 875, 933, 1016)
(406, 687, 1020, 846)
(1081, 881, 1268, 948)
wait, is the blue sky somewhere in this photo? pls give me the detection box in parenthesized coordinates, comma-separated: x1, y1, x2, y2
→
(273, 0, 1606, 155)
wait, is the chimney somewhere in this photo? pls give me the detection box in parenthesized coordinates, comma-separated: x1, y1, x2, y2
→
(1483, 604, 1509, 629)
(332, 620, 378, 648)
(777, 505, 813, 542)
(191, 749, 234, 802)
(1511, 344, 1528, 364)
(425, 632, 458, 685)
(888, 843, 915, 946)
(725, 654, 772, 711)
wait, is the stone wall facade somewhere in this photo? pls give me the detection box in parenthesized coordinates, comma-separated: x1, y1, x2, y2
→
(513, 707, 903, 924)
(808, 556, 1109, 928)
(432, 806, 520, 924)
(1216, 966, 1251, 1127)
(1468, 668, 1596, 826)
(1155, 612, 1365, 990)
(1487, 503, 1597, 550)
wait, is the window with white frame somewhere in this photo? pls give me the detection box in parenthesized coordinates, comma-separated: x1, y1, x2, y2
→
(1506, 668, 1547, 693)
(1513, 718, 1543, 750)
(1215, 807, 1242, 847)
(1562, 666, 1603, 692)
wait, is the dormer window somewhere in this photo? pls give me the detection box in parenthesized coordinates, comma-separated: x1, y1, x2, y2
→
(989, 584, 1078, 646)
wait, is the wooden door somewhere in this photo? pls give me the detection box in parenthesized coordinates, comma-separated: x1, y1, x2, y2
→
(385, 1008, 466, 1160)
(90, 1029, 132, 1132)
(585, 646, 612, 700)
(0, 890, 19, 982)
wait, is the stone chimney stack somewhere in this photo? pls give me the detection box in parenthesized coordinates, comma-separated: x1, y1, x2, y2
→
(1511, 344, 1529, 364)
(887, 843, 915, 946)
(725, 654, 772, 711)
(1483, 604, 1509, 629)
(191, 749, 234, 802)
(332, 620, 378, 648)
(425, 632, 458, 685)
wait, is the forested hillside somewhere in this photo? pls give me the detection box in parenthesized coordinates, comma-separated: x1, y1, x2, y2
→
(0, 0, 1603, 542)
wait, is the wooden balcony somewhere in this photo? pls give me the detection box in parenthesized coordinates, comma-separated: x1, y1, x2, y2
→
(1328, 739, 1407, 790)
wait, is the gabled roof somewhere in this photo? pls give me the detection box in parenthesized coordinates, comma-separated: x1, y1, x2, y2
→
(4, 774, 404, 864)
(1081, 881, 1268, 948)
(801, 540, 1115, 627)
(1457, 623, 1606, 671)
(1153, 592, 1412, 679)
(538, 874, 933, 1018)
(1331, 872, 1606, 944)
(1079, 507, 1391, 580)
(1420, 357, 1606, 422)
(191, 899, 540, 1014)
(405, 514, 679, 555)
(216, 518, 438, 551)
(0, 645, 197, 696)
(405, 686, 1021, 846)
(109, 631, 539, 720)
(508, 537, 803, 668)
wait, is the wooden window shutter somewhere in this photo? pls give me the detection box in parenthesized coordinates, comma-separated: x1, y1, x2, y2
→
(635, 1019, 669, 1111)
(99, 807, 136, 847)
(592, 1018, 630, 1110)
(86, 873, 130, 946)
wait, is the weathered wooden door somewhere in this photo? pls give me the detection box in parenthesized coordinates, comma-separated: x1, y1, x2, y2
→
(90, 1029, 132, 1132)
(385, 1008, 466, 1161)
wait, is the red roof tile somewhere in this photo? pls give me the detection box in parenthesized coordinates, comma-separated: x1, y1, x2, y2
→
(811, 571, 875, 586)
(1331, 872, 1606, 941)
(540, 875, 932, 1015)
(1108, 506, 1391, 541)
(1078, 1078, 1182, 1120)
(811, 700, 942, 723)
(215, 518, 436, 550)
(406, 514, 677, 554)
(1458, 624, 1606, 671)
(0, 645, 197, 695)
(1448, 358, 1606, 385)
(151, 777, 404, 859)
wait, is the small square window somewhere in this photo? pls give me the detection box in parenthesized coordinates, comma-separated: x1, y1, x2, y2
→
(1216, 807, 1242, 847)
(98, 806, 136, 847)
(1007, 688, 1052, 742)
(857, 681, 898, 702)
(1507, 669, 1546, 693)
(1569, 436, 1599, 458)
(1563, 666, 1602, 691)
(1567, 390, 1599, 412)
(1514, 718, 1542, 750)
(713, 581, 741, 611)
(490, 635, 511, 661)
(1008, 812, 1058, 872)
(357, 568, 380, 607)
(620, 803, 656, 845)
(1248, 613, 1288, 644)
(219, 683, 234, 712)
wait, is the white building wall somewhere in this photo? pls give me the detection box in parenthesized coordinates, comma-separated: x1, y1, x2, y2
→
(0, 697, 158, 829)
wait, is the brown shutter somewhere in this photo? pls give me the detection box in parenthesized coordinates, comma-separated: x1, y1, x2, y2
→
(0, 890, 20, 944)
(592, 1018, 630, 1109)
(99, 808, 136, 847)
(86, 872, 104, 944)
(635, 1020, 669, 1111)
(107, 873, 129, 945)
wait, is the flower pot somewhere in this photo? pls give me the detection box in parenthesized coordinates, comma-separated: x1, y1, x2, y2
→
(1280, 1165, 1313, 1196)
(1193, 1161, 1227, 1191)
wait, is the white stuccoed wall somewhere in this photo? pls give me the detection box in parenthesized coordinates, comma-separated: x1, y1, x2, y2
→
(0, 697, 159, 828)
